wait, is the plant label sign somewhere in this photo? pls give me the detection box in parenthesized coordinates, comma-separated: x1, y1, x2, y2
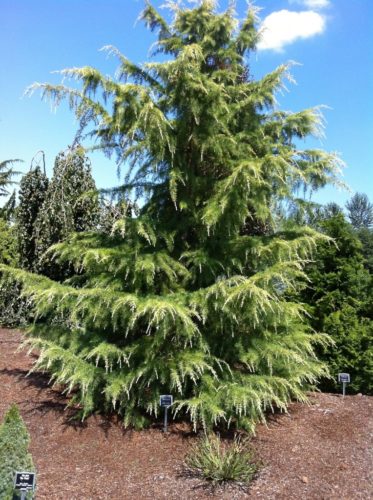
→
(160, 395, 173, 407)
(338, 373, 350, 397)
(338, 373, 350, 383)
(14, 471, 36, 491)
(160, 395, 173, 432)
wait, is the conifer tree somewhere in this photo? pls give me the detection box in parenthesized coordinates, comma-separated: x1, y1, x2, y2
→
(34, 148, 99, 277)
(6, 1, 343, 430)
(0, 159, 21, 222)
(346, 193, 373, 273)
(17, 167, 49, 271)
(0, 165, 40, 327)
(0, 160, 21, 198)
(299, 211, 372, 394)
(1, 190, 17, 222)
(0, 405, 35, 499)
(346, 192, 373, 229)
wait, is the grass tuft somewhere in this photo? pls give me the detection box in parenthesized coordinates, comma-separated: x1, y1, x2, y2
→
(185, 433, 258, 485)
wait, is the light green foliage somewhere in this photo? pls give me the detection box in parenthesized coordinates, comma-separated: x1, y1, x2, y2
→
(0, 219, 18, 267)
(8, 2, 343, 430)
(185, 433, 258, 484)
(0, 405, 35, 500)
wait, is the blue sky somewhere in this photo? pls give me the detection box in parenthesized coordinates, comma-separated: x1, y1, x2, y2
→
(1, 0, 372, 207)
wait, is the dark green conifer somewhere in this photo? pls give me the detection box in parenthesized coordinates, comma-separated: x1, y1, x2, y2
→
(34, 148, 99, 277)
(346, 193, 373, 273)
(17, 167, 49, 271)
(299, 212, 373, 394)
(0, 405, 35, 499)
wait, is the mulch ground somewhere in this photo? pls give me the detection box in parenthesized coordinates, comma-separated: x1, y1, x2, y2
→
(0, 328, 372, 500)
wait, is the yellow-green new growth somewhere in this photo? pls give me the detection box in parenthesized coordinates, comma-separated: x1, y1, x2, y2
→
(8, 1, 341, 431)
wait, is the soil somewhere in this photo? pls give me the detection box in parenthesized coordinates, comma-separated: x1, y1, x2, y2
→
(0, 328, 372, 499)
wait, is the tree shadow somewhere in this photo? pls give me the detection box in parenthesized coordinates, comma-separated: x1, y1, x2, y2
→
(0, 366, 160, 438)
(0, 367, 96, 432)
(0, 367, 52, 391)
(0, 367, 259, 442)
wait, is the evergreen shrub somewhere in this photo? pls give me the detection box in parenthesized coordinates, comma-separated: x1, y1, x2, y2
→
(299, 213, 373, 394)
(0, 405, 35, 499)
(322, 307, 372, 394)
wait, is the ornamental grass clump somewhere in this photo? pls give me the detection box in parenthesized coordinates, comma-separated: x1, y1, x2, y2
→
(185, 434, 258, 485)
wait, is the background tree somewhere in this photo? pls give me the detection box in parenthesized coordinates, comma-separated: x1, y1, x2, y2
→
(4, 165, 49, 327)
(346, 192, 373, 229)
(6, 1, 343, 430)
(356, 226, 373, 273)
(0, 190, 17, 222)
(0, 161, 25, 326)
(345, 193, 373, 274)
(98, 197, 138, 235)
(17, 166, 49, 271)
(299, 211, 372, 394)
(0, 158, 21, 221)
(34, 147, 99, 277)
(1, 149, 99, 326)
(0, 159, 21, 198)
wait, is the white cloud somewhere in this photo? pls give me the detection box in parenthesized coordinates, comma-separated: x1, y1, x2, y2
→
(303, 0, 330, 8)
(289, 0, 330, 8)
(257, 10, 326, 52)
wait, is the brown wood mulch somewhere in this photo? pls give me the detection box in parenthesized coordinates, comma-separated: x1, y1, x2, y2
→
(0, 328, 372, 499)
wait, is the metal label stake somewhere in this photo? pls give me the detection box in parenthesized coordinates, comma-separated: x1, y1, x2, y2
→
(338, 373, 350, 397)
(160, 395, 173, 433)
(164, 405, 169, 433)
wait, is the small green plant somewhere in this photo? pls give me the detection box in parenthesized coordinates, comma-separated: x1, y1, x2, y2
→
(185, 433, 258, 485)
(0, 405, 35, 499)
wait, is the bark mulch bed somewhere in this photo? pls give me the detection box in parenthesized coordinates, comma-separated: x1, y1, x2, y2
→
(0, 328, 372, 499)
